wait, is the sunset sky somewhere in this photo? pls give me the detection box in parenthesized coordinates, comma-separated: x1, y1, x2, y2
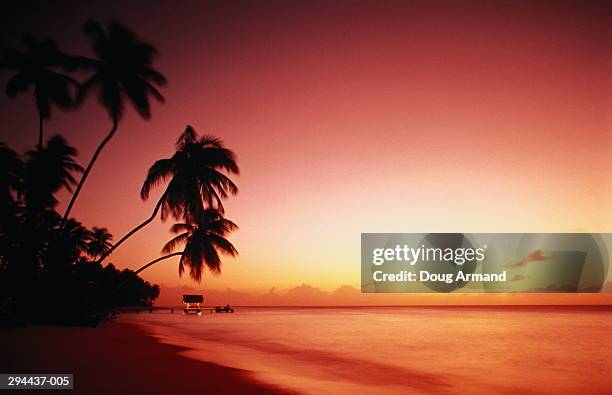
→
(1, 0, 611, 304)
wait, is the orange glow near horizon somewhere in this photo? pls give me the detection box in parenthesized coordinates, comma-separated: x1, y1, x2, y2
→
(1, 1, 611, 304)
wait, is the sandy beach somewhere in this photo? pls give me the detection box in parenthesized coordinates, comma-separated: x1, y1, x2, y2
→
(0, 321, 290, 395)
(123, 307, 612, 395)
(1, 307, 611, 394)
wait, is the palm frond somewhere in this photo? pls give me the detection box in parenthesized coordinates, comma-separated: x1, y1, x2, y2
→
(161, 232, 189, 253)
(141, 158, 174, 200)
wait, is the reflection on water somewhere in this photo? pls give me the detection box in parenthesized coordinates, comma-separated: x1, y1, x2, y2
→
(121, 307, 612, 394)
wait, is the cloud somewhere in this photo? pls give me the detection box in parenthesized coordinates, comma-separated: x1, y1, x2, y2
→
(286, 283, 326, 299)
(527, 249, 549, 262)
(333, 285, 361, 297)
(504, 249, 551, 268)
(523, 284, 579, 293)
(600, 281, 612, 293)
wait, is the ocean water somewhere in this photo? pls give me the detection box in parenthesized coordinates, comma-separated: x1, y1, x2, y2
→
(120, 307, 612, 394)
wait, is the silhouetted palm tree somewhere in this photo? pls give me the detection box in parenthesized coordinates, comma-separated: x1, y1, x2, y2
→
(135, 209, 238, 282)
(142, 125, 239, 219)
(86, 227, 113, 260)
(0, 144, 23, 265)
(60, 218, 92, 260)
(96, 126, 238, 264)
(0, 143, 22, 209)
(0, 137, 81, 279)
(22, 135, 83, 210)
(61, 20, 166, 226)
(0, 36, 78, 149)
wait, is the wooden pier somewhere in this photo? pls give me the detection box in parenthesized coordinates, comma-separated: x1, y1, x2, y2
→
(115, 305, 235, 314)
(115, 294, 234, 315)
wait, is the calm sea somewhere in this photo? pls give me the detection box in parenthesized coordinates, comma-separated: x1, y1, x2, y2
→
(120, 307, 612, 394)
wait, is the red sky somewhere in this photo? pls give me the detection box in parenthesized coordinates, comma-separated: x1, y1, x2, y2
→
(1, 0, 611, 304)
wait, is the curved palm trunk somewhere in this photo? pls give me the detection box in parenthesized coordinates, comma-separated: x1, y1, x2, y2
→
(134, 252, 182, 276)
(111, 252, 182, 300)
(61, 117, 118, 227)
(95, 193, 166, 265)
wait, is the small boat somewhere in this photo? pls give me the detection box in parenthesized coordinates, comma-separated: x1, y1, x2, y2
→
(215, 305, 234, 313)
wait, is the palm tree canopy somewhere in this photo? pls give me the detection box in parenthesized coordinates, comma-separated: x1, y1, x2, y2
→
(141, 125, 239, 221)
(62, 218, 92, 255)
(0, 35, 78, 118)
(86, 226, 113, 259)
(78, 20, 166, 121)
(22, 135, 83, 209)
(43, 218, 93, 267)
(162, 209, 238, 282)
(0, 143, 23, 205)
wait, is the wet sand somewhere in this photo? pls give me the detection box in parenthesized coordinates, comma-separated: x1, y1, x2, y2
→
(0, 321, 291, 394)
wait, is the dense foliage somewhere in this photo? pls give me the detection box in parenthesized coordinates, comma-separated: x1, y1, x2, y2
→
(0, 20, 238, 327)
(0, 139, 159, 326)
